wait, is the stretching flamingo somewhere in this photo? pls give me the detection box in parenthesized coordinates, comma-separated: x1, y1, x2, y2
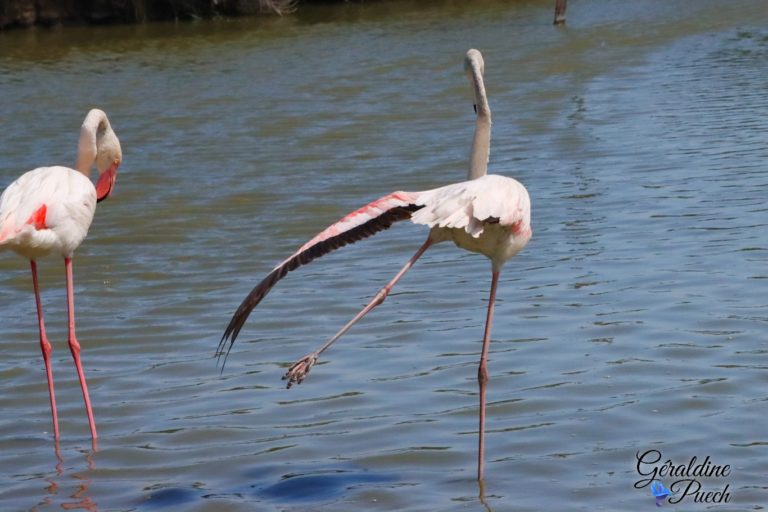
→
(0, 108, 122, 441)
(219, 50, 530, 481)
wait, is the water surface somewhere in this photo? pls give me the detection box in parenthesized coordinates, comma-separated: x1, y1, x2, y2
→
(1, 1, 767, 510)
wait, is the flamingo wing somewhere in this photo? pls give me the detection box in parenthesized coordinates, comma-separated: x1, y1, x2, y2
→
(2, 167, 92, 228)
(218, 191, 423, 362)
(411, 174, 531, 237)
(0, 167, 96, 256)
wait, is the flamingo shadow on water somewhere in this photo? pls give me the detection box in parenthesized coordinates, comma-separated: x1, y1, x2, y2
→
(219, 49, 531, 483)
(0, 109, 122, 445)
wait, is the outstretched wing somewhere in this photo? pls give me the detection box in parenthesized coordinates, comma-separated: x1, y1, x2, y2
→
(218, 191, 422, 365)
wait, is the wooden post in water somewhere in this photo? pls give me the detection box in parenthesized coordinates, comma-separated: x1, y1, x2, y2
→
(553, 0, 567, 26)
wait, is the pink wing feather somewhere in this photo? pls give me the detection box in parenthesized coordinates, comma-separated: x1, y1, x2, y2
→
(218, 191, 422, 362)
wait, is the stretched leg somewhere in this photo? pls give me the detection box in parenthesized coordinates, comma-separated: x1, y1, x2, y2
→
(31, 260, 60, 440)
(64, 257, 97, 440)
(283, 238, 433, 388)
(477, 270, 499, 481)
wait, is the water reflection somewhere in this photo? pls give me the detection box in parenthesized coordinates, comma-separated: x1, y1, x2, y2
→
(478, 479, 495, 512)
(29, 446, 63, 512)
(29, 445, 98, 512)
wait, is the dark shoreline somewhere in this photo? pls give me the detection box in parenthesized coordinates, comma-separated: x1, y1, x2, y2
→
(0, 0, 359, 30)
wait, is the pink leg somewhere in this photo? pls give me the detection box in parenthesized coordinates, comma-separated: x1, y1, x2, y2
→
(283, 238, 434, 388)
(477, 270, 499, 481)
(64, 257, 97, 440)
(31, 260, 60, 440)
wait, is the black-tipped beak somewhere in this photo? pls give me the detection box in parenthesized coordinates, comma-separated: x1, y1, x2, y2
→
(96, 160, 119, 203)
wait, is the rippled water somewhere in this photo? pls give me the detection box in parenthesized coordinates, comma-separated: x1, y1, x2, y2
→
(1, 1, 767, 510)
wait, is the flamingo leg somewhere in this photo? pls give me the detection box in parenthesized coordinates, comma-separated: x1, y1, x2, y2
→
(30, 260, 60, 440)
(283, 238, 434, 388)
(477, 270, 499, 482)
(64, 257, 97, 440)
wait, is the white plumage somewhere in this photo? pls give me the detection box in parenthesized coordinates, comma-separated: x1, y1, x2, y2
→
(413, 174, 532, 267)
(0, 166, 96, 259)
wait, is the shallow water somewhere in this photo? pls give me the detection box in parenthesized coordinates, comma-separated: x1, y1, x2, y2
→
(1, 0, 767, 510)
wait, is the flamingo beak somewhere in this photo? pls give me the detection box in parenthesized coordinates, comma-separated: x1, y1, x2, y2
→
(96, 160, 119, 203)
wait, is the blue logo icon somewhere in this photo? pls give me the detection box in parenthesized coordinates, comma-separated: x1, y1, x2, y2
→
(651, 480, 671, 507)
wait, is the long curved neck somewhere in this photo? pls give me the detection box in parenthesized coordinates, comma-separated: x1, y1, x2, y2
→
(467, 57, 491, 180)
(75, 109, 109, 176)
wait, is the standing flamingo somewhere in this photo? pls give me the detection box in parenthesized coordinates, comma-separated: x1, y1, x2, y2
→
(219, 50, 530, 481)
(0, 108, 122, 441)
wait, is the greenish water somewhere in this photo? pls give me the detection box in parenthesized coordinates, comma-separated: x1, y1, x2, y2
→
(1, 1, 767, 510)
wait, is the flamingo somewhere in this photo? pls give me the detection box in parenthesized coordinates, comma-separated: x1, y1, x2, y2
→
(0, 108, 122, 441)
(219, 50, 530, 481)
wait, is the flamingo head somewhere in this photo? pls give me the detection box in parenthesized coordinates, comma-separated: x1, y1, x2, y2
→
(75, 109, 122, 203)
(464, 49, 487, 115)
(94, 124, 121, 203)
